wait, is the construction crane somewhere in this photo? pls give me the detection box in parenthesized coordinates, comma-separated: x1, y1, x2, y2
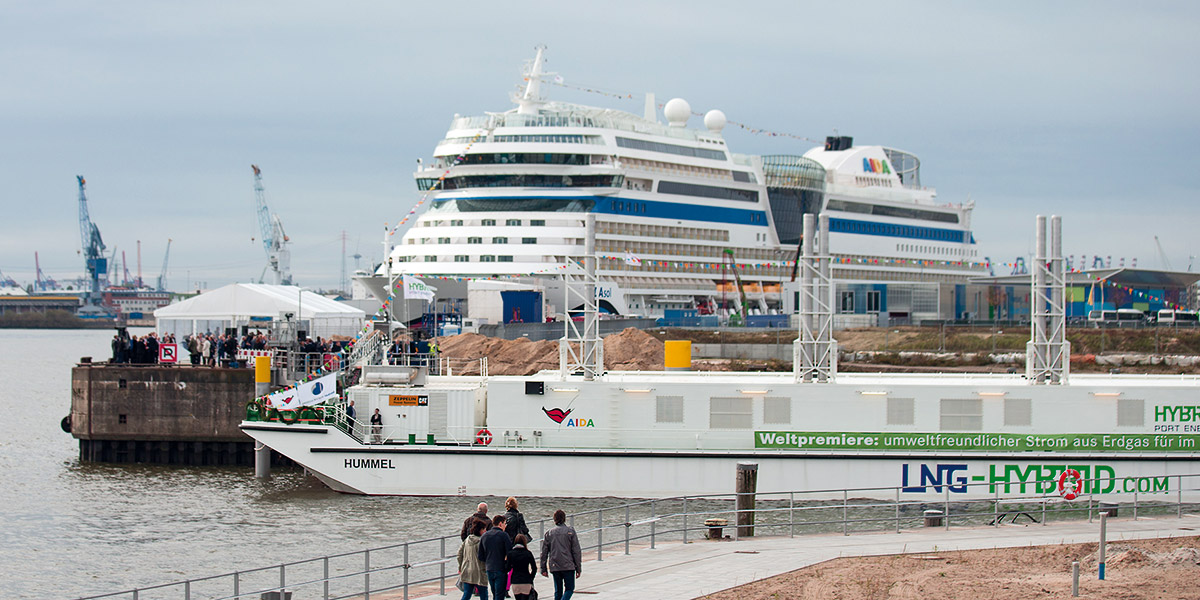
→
(76, 175, 109, 310)
(1154, 236, 1172, 271)
(156, 239, 172, 291)
(121, 250, 132, 287)
(35, 252, 58, 291)
(721, 248, 749, 327)
(251, 165, 293, 285)
(0, 268, 17, 288)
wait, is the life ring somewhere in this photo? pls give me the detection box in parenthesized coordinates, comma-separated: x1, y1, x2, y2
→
(475, 428, 493, 446)
(1058, 468, 1084, 501)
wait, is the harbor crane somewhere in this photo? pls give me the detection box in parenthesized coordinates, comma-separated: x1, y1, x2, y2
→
(721, 248, 749, 326)
(0, 268, 17, 288)
(1154, 236, 1172, 271)
(251, 165, 293, 285)
(156, 239, 172, 291)
(76, 175, 110, 311)
(35, 252, 58, 291)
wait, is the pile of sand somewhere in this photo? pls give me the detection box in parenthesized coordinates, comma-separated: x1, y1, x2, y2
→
(700, 535, 1200, 600)
(436, 328, 665, 376)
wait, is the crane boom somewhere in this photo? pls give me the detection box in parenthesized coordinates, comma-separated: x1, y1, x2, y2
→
(1154, 236, 1172, 271)
(157, 239, 172, 291)
(77, 175, 108, 307)
(251, 165, 292, 285)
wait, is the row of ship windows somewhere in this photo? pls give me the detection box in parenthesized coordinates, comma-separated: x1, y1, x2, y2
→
(439, 135, 606, 146)
(896, 243, 978, 257)
(416, 174, 624, 191)
(400, 255, 516, 263)
(421, 219, 546, 227)
(657, 397, 1144, 430)
(595, 240, 784, 261)
(826, 199, 959, 224)
(831, 219, 967, 242)
(431, 153, 606, 168)
(615, 136, 728, 161)
(415, 237, 540, 245)
(595, 221, 730, 243)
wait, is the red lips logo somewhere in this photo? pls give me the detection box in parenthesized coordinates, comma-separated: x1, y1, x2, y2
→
(542, 407, 573, 423)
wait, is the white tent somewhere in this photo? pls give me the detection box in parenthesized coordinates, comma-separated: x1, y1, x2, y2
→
(154, 283, 366, 338)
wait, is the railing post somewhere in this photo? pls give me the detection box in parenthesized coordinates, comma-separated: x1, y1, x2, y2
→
(440, 538, 447, 595)
(732, 495, 739, 541)
(1134, 490, 1139, 520)
(993, 482, 999, 527)
(133, 590, 139, 600)
(324, 557, 330, 600)
(791, 492, 796, 537)
(185, 580, 191, 600)
(233, 571, 239, 600)
(1179, 475, 1183, 519)
(403, 542, 410, 600)
(944, 485, 951, 530)
(683, 496, 688, 544)
(597, 509, 603, 561)
(842, 489, 848, 536)
(650, 500, 657, 549)
(624, 505, 630, 555)
(280, 564, 285, 597)
(365, 549, 371, 600)
(895, 487, 900, 534)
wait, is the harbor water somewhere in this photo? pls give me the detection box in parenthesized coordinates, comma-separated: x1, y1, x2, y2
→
(0, 328, 621, 599)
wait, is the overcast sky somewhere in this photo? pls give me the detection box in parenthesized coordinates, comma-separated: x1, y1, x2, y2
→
(2, 1, 1197, 291)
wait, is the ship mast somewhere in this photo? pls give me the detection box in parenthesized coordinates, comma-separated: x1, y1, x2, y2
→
(516, 45, 552, 115)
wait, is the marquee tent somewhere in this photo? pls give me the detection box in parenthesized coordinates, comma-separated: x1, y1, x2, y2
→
(154, 283, 366, 338)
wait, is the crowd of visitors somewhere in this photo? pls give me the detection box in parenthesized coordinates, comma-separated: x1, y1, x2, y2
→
(109, 331, 174, 364)
(108, 328, 349, 368)
(457, 498, 580, 600)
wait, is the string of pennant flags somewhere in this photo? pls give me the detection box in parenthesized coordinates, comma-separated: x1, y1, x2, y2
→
(388, 130, 487, 235)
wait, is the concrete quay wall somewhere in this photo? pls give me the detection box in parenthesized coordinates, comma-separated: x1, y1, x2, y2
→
(70, 363, 260, 465)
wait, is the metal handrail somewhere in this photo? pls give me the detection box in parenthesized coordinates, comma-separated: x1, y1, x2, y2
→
(75, 473, 1200, 600)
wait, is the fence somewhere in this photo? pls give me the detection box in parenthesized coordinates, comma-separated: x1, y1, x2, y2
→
(76, 473, 1200, 600)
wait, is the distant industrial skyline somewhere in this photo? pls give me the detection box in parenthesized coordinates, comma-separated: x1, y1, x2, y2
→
(2, 1, 1197, 291)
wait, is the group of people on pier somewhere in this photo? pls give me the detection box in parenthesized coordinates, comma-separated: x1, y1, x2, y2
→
(457, 498, 582, 600)
(109, 331, 174, 364)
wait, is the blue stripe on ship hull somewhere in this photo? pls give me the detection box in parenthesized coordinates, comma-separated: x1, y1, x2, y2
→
(829, 217, 974, 244)
(436, 195, 770, 227)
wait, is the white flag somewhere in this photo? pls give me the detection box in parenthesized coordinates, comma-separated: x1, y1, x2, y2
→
(624, 251, 641, 266)
(267, 372, 338, 411)
(403, 275, 435, 302)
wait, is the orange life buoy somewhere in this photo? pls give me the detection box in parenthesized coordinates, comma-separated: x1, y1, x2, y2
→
(475, 428, 493, 446)
(1058, 468, 1083, 500)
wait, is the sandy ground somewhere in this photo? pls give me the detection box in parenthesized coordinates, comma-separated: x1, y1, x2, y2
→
(699, 535, 1200, 600)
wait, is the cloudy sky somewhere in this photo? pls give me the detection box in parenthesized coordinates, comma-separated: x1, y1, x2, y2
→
(2, 1, 1197, 291)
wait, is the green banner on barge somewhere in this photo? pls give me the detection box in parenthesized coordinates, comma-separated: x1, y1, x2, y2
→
(755, 431, 1200, 452)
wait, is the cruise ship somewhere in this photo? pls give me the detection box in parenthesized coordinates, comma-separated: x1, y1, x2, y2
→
(385, 47, 986, 324)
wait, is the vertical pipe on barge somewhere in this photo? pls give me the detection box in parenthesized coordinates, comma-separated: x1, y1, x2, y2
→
(254, 356, 271, 479)
(584, 213, 597, 380)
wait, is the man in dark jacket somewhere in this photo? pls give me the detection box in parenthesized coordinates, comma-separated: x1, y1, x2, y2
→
(461, 502, 489, 541)
(478, 515, 513, 600)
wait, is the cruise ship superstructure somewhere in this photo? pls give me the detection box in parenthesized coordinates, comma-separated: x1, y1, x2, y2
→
(388, 47, 986, 323)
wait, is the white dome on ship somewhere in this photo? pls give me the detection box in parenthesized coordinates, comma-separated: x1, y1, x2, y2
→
(664, 98, 691, 127)
(703, 109, 726, 133)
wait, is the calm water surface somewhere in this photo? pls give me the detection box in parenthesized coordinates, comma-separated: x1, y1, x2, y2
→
(0, 329, 622, 599)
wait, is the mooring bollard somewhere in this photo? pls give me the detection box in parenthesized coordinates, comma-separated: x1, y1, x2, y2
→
(736, 462, 758, 537)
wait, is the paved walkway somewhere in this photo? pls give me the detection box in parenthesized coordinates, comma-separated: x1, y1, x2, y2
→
(419, 513, 1200, 599)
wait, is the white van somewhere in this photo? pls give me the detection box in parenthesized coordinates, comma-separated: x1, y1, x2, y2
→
(1156, 310, 1199, 325)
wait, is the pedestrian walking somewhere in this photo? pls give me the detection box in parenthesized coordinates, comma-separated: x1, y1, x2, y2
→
(457, 520, 489, 600)
(479, 515, 513, 600)
(503, 497, 530, 544)
(540, 510, 581, 600)
(462, 502, 489, 541)
(506, 533, 538, 600)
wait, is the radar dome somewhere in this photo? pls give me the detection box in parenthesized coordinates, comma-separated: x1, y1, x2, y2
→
(663, 98, 691, 127)
(703, 109, 726, 133)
